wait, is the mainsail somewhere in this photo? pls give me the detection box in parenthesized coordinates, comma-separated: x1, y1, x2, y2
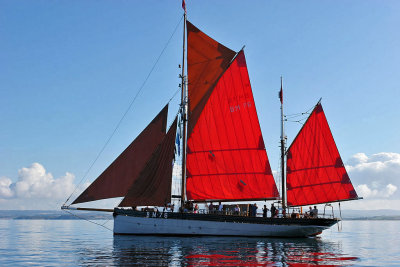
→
(286, 103, 358, 206)
(72, 105, 168, 204)
(119, 117, 177, 207)
(186, 21, 279, 201)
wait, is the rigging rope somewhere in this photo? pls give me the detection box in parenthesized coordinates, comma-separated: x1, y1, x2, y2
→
(63, 15, 184, 206)
(284, 103, 317, 126)
(61, 209, 113, 232)
(286, 118, 307, 125)
(168, 88, 181, 104)
(284, 103, 315, 118)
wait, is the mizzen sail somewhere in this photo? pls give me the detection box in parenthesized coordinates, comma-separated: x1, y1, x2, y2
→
(186, 29, 279, 201)
(72, 105, 168, 204)
(286, 103, 358, 206)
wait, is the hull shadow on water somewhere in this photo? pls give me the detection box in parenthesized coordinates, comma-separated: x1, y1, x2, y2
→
(109, 235, 359, 266)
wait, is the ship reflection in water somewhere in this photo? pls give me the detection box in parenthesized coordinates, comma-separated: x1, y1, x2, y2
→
(111, 236, 358, 266)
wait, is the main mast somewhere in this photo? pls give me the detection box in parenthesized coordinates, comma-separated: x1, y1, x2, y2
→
(280, 77, 287, 212)
(180, 11, 188, 209)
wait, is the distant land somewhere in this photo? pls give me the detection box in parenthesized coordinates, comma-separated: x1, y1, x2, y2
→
(0, 210, 112, 220)
(339, 209, 400, 221)
(0, 209, 400, 220)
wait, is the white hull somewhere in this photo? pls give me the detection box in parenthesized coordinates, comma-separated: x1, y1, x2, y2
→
(114, 214, 329, 237)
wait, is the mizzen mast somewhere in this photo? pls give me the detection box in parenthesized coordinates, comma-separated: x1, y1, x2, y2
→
(279, 77, 287, 212)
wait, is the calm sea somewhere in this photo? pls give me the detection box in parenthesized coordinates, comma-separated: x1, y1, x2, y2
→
(0, 219, 398, 266)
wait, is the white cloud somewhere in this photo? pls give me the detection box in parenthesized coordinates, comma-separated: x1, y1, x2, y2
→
(0, 177, 14, 198)
(384, 184, 397, 197)
(356, 184, 377, 198)
(346, 152, 400, 198)
(343, 152, 400, 210)
(346, 152, 369, 166)
(0, 163, 77, 209)
(355, 183, 397, 199)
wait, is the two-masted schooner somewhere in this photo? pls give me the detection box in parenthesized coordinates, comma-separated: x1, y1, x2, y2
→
(62, 7, 360, 237)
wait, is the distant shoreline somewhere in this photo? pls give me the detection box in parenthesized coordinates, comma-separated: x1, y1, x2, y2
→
(344, 216, 400, 221)
(0, 210, 112, 220)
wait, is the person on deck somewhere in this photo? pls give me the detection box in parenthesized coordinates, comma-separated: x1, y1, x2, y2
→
(270, 203, 276, 218)
(183, 204, 188, 213)
(162, 204, 168, 214)
(291, 211, 297, 219)
(234, 204, 240, 215)
(208, 202, 214, 214)
(308, 206, 313, 218)
(189, 201, 194, 213)
(263, 205, 269, 218)
(252, 203, 258, 217)
(218, 202, 223, 214)
(312, 206, 318, 218)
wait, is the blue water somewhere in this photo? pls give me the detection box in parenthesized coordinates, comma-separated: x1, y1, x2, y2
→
(0, 219, 398, 266)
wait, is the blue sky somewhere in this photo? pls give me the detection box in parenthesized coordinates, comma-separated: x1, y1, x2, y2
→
(1, 1, 399, 209)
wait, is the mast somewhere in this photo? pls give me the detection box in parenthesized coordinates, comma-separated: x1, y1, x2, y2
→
(280, 77, 287, 212)
(180, 11, 187, 209)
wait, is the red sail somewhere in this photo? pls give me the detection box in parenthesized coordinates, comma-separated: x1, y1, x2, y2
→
(186, 21, 236, 138)
(286, 103, 358, 206)
(186, 51, 279, 201)
(119, 117, 177, 207)
(72, 105, 168, 204)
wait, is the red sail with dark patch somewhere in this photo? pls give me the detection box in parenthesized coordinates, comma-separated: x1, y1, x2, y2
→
(286, 103, 358, 206)
(72, 105, 168, 204)
(186, 51, 279, 201)
(119, 117, 177, 207)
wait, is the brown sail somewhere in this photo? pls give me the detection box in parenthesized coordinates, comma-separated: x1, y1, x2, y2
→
(119, 117, 177, 207)
(72, 105, 168, 204)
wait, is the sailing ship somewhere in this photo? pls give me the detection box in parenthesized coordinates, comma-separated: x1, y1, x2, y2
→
(62, 8, 360, 237)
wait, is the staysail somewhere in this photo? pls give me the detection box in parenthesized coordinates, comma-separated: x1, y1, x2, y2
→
(72, 105, 168, 204)
(186, 21, 279, 201)
(119, 117, 177, 207)
(286, 103, 358, 206)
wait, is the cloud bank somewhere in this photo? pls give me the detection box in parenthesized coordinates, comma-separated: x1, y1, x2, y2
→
(344, 152, 400, 209)
(346, 152, 399, 198)
(0, 163, 77, 209)
(1, 152, 399, 210)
